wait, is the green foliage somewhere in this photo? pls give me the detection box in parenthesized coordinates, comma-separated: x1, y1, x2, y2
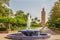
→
(48, 0, 60, 31)
(31, 23, 40, 27)
(0, 0, 9, 6)
(9, 18, 17, 24)
(49, 0, 60, 21)
(11, 25, 19, 30)
(0, 2, 13, 18)
(0, 2, 41, 31)
(56, 18, 60, 24)
(31, 17, 40, 27)
(0, 17, 10, 23)
(34, 17, 38, 21)
(55, 18, 60, 28)
(0, 27, 7, 31)
(15, 10, 27, 26)
(31, 21, 40, 27)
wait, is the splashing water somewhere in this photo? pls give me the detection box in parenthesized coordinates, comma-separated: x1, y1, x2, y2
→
(27, 14, 31, 30)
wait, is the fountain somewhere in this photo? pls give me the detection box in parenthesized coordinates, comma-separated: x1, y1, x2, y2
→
(2, 3, 51, 40)
(7, 14, 51, 40)
(18, 14, 41, 36)
(26, 14, 31, 30)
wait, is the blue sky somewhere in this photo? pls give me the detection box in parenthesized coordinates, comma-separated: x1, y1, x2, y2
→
(10, 0, 57, 21)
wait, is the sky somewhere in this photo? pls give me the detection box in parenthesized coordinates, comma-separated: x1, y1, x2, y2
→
(10, 0, 57, 22)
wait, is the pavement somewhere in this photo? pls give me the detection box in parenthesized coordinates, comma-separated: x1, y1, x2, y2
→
(42, 27, 60, 40)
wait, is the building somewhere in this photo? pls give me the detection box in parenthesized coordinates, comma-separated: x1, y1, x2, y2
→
(0, 0, 9, 6)
(41, 8, 46, 26)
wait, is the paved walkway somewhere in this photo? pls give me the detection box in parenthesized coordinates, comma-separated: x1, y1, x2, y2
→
(41, 27, 59, 35)
(0, 31, 18, 40)
(34, 27, 60, 40)
(41, 27, 60, 40)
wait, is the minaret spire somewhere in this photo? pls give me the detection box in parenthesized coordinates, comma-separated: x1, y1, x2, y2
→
(41, 8, 46, 26)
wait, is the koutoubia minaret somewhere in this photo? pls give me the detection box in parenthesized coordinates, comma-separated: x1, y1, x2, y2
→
(41, 8, 46, 26)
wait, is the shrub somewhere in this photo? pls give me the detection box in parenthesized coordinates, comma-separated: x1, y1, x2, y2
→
(31, 23, 40, 27)
(48, 18, 60, 31)
(0, 27, 7, 31)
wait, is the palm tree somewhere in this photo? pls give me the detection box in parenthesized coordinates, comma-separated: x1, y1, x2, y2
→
(34, 17, 38, 21)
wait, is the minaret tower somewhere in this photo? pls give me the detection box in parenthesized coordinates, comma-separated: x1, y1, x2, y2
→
(41, 8, 46, 26)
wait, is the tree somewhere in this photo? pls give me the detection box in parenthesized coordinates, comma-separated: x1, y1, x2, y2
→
(15, 10, 27, 26)
(37, 19, 40, 22)
(0, 2, 13, 30)
(0, 0, 9, 6)
(0, 2, 13, 18)
(48, 0, 60, 31)
(49, 0, 60, 21)
(34, 17, 40, 23)
(34, 17, 38, 21)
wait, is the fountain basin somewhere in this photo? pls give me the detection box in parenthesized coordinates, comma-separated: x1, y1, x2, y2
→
(18, 30, 40, 36)
(7, 33, 51, 40)
(6, 30, 51, 40)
